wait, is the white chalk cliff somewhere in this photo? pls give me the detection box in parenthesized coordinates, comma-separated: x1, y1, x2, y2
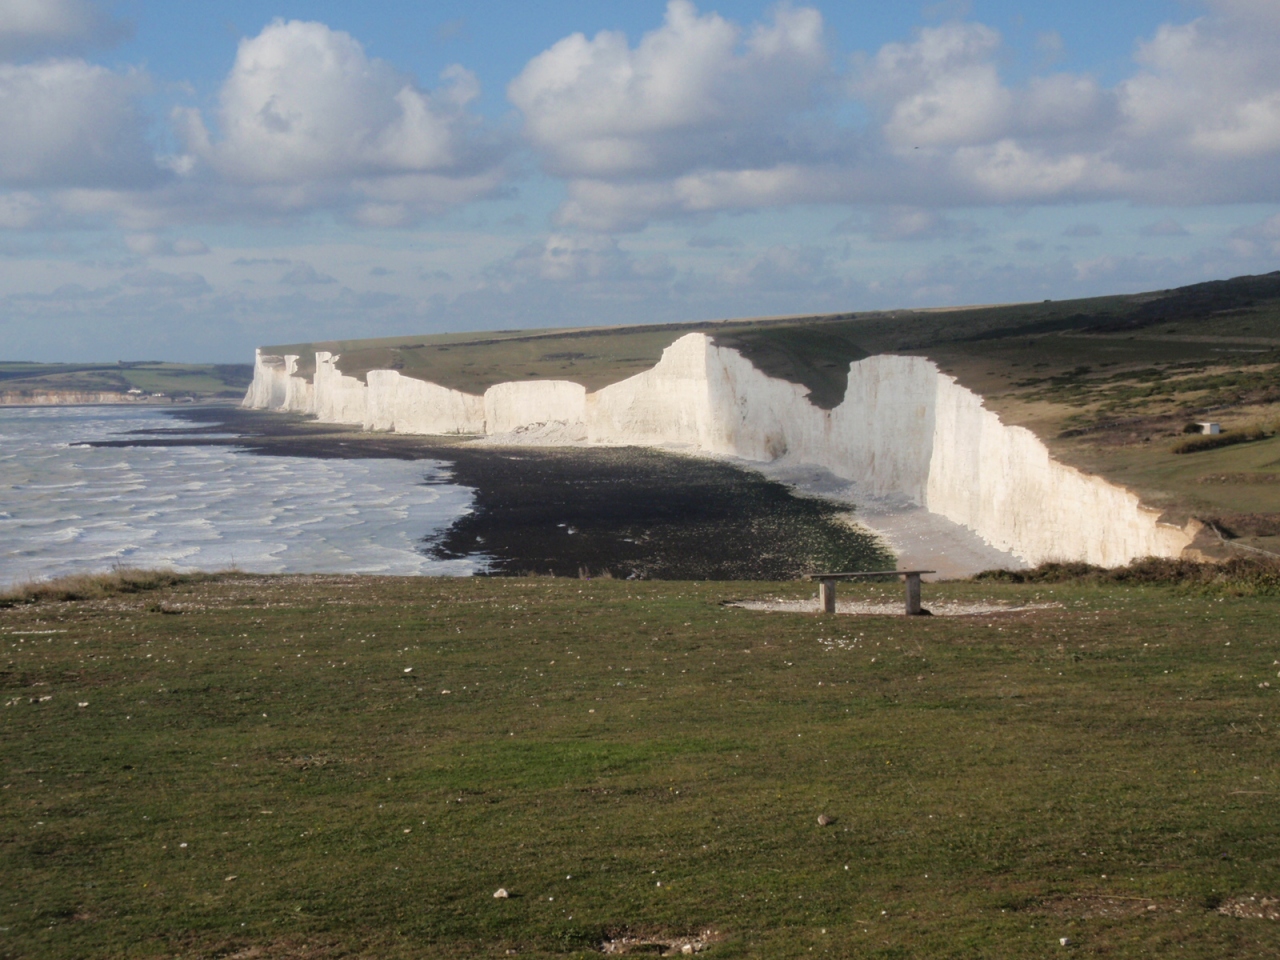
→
(244, 335, 1196, 567)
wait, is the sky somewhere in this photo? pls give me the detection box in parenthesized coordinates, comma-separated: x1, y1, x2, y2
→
(1, 0, 1279, 363)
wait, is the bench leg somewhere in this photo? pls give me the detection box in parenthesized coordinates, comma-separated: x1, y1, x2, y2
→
(819, 579, 836, 614)
(904, 574, 922, 615)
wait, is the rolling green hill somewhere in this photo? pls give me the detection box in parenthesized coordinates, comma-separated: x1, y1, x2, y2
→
(0, 361, 253, 400)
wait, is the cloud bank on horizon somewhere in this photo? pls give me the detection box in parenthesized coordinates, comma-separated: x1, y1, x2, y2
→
(1, 0, 1279, 361)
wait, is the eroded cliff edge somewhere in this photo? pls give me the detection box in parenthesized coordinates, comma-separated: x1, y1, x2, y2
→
(244, 333, 1198, 567)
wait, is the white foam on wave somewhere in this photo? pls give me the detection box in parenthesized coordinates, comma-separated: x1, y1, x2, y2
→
(0, 406, 480, 587)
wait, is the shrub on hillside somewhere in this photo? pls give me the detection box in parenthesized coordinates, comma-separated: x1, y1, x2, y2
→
(1172, 427, 1271, 454)
(975, 556, 1280, 595)
(0, 569, 211, 607)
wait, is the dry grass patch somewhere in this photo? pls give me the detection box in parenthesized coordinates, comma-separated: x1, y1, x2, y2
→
(0, 567, 218, 607)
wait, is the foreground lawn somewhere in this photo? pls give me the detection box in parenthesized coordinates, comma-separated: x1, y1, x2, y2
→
(2, 575, 1279, 958)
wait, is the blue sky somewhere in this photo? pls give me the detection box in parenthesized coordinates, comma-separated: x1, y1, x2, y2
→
(1, 0, 1278, 362)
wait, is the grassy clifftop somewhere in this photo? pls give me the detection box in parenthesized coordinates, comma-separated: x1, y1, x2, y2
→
(5, 572, 1280, 958)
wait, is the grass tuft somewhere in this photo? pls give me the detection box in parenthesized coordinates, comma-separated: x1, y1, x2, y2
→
(0, 568, 215, 607)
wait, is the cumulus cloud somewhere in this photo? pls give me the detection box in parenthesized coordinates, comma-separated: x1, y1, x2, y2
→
(509, 0, 832, 229)
(510, 0, 826, 179)
(1119, 3, 1280, 160)
(866, 206, 981, 242)
(508, 1, 1280, 228)
(173, 19, 507, 222)
(490, 234, 673, 285)
(0, 0, 128, 60)
(0, 59, 158, 188)
(281, 262, 337, 285)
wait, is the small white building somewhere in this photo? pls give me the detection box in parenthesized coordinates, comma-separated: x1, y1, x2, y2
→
(1197, 421, 1221, 435)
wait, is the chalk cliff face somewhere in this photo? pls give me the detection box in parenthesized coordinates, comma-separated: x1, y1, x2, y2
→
(244, 334, 1195, 566)
(244, 351, 315, 414)
(365, 369, 484, 435)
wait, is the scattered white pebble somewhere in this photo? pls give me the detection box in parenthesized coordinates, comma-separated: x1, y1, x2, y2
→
(493, 888, 509, 899)
(404, 668, 413, 673)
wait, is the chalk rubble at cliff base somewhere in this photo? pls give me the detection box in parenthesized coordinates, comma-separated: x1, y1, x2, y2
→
(243, 332, 1200, 568)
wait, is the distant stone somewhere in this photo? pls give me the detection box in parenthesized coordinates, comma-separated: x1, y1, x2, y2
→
(817, 814, 833, 826)
(493, 888, 509, 899)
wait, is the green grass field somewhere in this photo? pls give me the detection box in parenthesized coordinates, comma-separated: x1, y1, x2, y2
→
(0, 362, 252, 400)
(4, 573, 1280, 958)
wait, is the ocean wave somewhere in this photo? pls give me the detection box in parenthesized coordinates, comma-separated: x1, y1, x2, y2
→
(0, 405, 477, 587)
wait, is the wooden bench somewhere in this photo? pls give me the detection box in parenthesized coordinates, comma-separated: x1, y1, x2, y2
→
(807, 570, 937, 616)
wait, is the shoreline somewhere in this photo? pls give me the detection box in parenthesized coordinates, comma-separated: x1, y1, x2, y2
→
(92, 405, 897, 580)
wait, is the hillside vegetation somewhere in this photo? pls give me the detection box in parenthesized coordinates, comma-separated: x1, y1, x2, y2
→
(263, 270, 1280, 556)
(0, 361, 253, 401)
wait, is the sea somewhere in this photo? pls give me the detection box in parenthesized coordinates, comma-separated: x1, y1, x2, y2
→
(0, 405, 480, 589)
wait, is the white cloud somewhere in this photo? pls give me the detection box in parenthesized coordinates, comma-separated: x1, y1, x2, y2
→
(281, 263, 336, 286)
(508, 0, 832, 229)
(1119, 4, 1280, 162)
(0, 59, 158, 188)
(173, 19, 506, 222)
(857, 22, 1011, 151)
(510, 0, 827, 179)
(509, 1, 1280, 229)
(866, 206, 981, 242)
(492, 233, 673, 285)
(0, 0, 127, 60)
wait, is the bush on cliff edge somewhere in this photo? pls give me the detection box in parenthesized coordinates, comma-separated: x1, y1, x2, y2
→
(975, 556, 1280, 595)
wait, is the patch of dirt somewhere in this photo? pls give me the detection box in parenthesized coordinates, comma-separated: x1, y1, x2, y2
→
(599, 928, 723, 956)
(1218, 895, 1280, 920)
(728, 598, 1060, 617)
(1037, 896, 1181, 919)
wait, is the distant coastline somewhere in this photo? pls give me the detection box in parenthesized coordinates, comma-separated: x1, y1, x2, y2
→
(0, 391, 244, 407)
